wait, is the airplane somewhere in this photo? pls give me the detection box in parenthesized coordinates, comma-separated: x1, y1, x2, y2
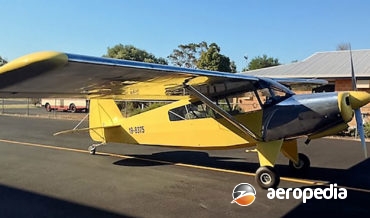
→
(0, 51, 369, 189)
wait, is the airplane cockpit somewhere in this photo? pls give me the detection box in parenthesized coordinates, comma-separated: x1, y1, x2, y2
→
(255, 78, 294, 107)
(167, 78, 295, 122)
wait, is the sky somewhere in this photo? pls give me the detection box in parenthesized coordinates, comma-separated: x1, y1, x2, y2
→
(1, 0, 370, 71)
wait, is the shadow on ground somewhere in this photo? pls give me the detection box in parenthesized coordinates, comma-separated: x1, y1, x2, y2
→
(114, 150, 370, 217)
(114, 150, 370, 189)
(0, 184, 133, 218)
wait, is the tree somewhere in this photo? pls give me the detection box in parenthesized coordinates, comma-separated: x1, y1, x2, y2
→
(104, 44, 168, 65)
(0, 56, 7, 66)
(196, 43, 236, 73)
(229, 61, 237, 73)
(169, 41, 236, 72)
(168, 41, 208, 68)
(336, 43, 350, 51)
(243, 54, 280, 71)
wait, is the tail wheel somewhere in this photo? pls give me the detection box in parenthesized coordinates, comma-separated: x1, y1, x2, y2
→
(88, 145, 96, 155)
(255, 166, 280, 189)
(289, 153, 310, 172)
(45, 103, 51, 112)
(69, 103, 77, 113)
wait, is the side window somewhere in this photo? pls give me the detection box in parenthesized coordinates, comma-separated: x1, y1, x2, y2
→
(257, 88, 274, 106)
(234, 91, 262, 112)
(256, 87, 288, 107)
(168, 106, 187, 121)
(168, 103, 214, 121)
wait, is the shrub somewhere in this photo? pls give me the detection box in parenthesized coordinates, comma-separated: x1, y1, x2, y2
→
(364, 122, 370, 138)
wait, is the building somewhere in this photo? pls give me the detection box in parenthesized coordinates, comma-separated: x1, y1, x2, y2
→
(236, 49, 370, 125)
(241, 49, 370, 92)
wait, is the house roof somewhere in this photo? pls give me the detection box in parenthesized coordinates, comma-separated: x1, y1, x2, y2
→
(240, 49, 370, 79)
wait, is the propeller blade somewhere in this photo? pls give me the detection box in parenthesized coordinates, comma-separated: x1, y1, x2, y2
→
(349, 46, 368, 158)
(355, 109, 368, 158)
(349, 48, 357, 90)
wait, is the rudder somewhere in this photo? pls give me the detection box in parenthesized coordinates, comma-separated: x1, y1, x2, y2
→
(89, 99, 125, 142)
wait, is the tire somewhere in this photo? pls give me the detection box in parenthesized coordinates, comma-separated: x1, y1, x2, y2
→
(255, 166, 280, 189)
(45, 103, 51, 112)
(69, 103, 77, 113)
(88, 145, 96, 155)
(288, 153, 310, 172)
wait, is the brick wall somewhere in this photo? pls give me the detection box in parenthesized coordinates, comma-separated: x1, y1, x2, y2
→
(335, 79, 352, 91)
(335, 79, 370, 92)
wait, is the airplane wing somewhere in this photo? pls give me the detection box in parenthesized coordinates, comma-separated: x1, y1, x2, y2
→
(272, 78, 328, 87)
(0, 51, 326, 100)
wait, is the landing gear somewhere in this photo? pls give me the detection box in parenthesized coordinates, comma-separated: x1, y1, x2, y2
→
(88, 142, 105, 155)
(289, 153, 310, 172)
(88, 145, 96, 155)
(255, 166, 280, 189)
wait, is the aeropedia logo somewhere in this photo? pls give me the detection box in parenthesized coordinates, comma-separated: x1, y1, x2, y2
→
(267, 183, 347, 203)
(231, 183, 256, 206)
(231, 183, 347, 206)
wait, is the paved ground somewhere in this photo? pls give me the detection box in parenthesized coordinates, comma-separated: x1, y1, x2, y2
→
(0, 115, 369, 217)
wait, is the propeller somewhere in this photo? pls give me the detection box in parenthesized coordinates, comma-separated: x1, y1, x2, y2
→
(349, 47, 368, 158)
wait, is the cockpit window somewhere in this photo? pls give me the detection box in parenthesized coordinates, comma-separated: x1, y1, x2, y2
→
(259, 78, 294, 95)
(255, 78, 294, 107)
(168, 102, 214, 121)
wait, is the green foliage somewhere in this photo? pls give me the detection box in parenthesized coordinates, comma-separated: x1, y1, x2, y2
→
(196, 43, 236, 73)
(336, 43, 350, 51)
(0, 56, 7, 66)
(342, 123, 370, 138)
(229, 61, 237, 73)
(364, 122, 370, 138)
(168, 41, 236, 72)
(243, 54, 280, 71)
(104, 44, 168, 65)
(168, 41, 208, 68)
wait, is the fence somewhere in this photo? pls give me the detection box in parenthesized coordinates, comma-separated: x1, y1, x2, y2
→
(0, 98, 86, 120)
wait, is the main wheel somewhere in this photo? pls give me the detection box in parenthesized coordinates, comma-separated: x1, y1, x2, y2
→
(255, 166, 280, 189)
(289, 153, 310, 172)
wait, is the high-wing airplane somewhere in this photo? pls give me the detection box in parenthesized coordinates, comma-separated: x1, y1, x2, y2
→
(0, 51, 369, 189)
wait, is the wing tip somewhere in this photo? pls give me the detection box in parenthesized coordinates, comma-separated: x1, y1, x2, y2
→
(0, 51, 68, 74)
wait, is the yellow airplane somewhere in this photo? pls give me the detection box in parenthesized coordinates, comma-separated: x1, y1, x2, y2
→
(0, 51, 369, 189)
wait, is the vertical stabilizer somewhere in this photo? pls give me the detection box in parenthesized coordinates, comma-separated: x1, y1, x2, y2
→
(89, 99, 124, 142)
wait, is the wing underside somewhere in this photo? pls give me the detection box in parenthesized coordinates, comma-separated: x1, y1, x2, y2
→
(0, 51, 326, 99)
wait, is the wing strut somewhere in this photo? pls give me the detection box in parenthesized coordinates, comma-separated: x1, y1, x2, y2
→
(184, 84, 259, 141)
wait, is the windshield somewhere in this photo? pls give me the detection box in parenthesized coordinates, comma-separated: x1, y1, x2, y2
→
(256, 78, 294, 107)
